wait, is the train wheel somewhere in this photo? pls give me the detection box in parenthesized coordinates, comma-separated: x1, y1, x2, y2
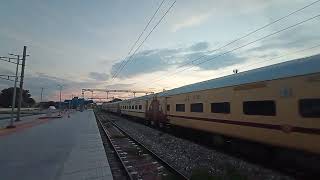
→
(212, 135, 225, 147)
(159, 122, 164, 129)
(145, 119, 150, 126)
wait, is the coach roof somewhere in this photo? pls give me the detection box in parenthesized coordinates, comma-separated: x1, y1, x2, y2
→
(119, 54, 320, 102)
(157, 54, 320, 97)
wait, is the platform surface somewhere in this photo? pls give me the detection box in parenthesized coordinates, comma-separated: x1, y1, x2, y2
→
(0, 110, 112, 180)
(0, 113, 45, 128)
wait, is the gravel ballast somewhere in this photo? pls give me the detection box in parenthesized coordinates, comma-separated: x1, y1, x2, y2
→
(105, 113, 292, 180)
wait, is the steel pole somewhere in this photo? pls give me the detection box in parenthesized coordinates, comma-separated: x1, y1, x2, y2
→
(59, 86, 62, 115)
(16, 46, 27, 121)
(7, 56, 19, 128)
(40, 87, 44, 102)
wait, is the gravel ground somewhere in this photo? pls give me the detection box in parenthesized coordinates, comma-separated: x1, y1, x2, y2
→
(106, 113, 292, 180)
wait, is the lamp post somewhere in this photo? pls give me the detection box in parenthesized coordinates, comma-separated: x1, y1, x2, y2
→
(57, 85, 63, 116)
(6, 54, 20, 128)
(40, 87, 44, 102)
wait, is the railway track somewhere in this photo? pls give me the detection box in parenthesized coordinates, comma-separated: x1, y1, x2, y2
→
(96, 117, 128, 179)
(102, 111, 320, 179)
(95, 112, 188, 180)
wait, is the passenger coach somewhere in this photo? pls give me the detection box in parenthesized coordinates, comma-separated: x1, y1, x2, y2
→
(102, 55, 320, 154)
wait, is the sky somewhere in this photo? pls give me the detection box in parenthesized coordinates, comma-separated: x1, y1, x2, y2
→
(0, 0, 319, 102)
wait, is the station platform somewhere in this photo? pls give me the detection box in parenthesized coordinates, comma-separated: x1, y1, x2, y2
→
(0, 113, 46, 129)
(0, 110, 113, 180)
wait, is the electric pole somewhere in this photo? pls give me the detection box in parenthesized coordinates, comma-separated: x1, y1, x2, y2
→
(57, 84, 63, 116)
(7, 54, 20, 128)
(40, 87, 44, 102)
(16, 46, 27, 122)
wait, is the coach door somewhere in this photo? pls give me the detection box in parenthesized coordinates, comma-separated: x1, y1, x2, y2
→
(150, 98, 160, 123)
(164, 97, 168, 115)
(145, 100, 149, 119)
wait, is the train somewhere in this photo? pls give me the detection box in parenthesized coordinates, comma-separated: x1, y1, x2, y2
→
(102, 54, 320, 154)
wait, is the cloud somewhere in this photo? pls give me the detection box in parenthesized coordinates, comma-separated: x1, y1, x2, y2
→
(105, 83, 134, 89)
(188, 41, 209, 51)
(111, 50, 170, 78)
(110, 41, 246, 78)
(88, 72, 109, 81)
(0, 67, 15, 89)
(194, 53, 246, 70)
(0, 71, 102, 101)
(247, 23, 320, 53)
(172, 13, 210, 32)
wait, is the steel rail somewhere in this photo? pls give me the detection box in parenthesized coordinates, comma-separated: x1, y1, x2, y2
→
(101, 113, 189, 180)
(96, 113, 134, 180)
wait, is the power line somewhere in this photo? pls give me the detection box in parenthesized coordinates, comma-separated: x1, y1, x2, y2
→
(112, 0, 177, 80)
(232, 44, 320, 72)
(146, 13, 320, 85)
(151, 43, 320, 90)
(175, 0, 320, 69)
(112, 0, 166, 79)
(180, 43, 320, 87)
(140, 0, 320, 85)
(0, 57, 21, 65)
(0, 76, 15, 82)
(0, 75, 17, 77)
(113, 0, 176, 80)
(194, 14, 320, 67)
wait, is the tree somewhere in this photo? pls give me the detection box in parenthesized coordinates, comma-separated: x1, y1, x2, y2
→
(0, 87, 36, 108)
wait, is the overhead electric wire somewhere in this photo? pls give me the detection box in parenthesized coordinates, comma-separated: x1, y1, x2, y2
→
(0, 57, 20, 65)
(175, 0, 320, 69)
(140, 0, 320, 85)
(152, 43, 320, 89)
(237, 43, 320, 71)
(127, 0, 166, 56)
(111, 0, 166, 80)
(112, 0, 177, 80)
(0, 76, 15, 82)
(146, 13, 320, 85)
(188, 43, 320, 87)
(193, 14, 320, 67)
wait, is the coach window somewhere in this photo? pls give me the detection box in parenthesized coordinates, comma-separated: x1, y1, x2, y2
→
(176, 104, 185, 112)
(139, 105, 142, 110)
(167, 104, 170, 111)
(299, 99, 320, 118)
(132, 105, 134, 109)
(191, 103, 203, 112)
(211, 102, 230, 114)
(135, 105, 138, 109)
(243, 100, 276, 116)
